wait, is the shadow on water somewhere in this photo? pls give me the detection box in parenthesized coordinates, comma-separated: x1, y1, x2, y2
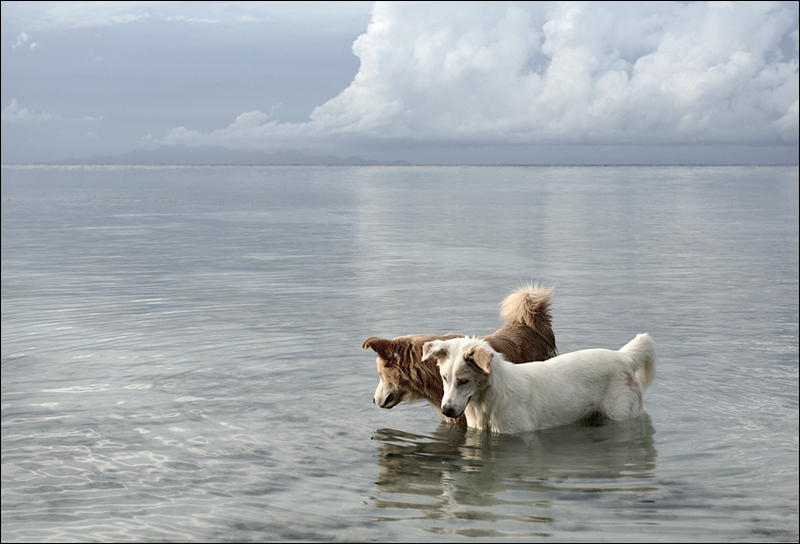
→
(370, 414, 658, 538)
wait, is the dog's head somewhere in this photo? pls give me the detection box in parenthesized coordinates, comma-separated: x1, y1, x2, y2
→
(422, 337, 493, 419)
(363, 336, 433, 409)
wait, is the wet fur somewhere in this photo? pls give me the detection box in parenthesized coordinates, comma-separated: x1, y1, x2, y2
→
(363, 285, 557, 425)
(423, 334, 656, 434)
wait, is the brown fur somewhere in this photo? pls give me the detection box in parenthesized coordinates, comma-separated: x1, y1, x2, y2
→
(363, 284, 557, 425)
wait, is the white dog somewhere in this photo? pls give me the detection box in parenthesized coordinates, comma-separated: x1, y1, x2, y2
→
(422, 334, 656, 434)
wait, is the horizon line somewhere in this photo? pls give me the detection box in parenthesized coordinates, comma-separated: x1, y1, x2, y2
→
(3, 162, 799, 167)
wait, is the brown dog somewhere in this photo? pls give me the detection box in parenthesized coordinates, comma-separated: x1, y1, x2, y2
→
(363, 284, 557, 425)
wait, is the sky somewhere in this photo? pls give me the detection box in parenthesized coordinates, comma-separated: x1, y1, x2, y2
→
(1, 1, 798, 165)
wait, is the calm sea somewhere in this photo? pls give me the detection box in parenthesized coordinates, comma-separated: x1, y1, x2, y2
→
(1, 164, 798, 542)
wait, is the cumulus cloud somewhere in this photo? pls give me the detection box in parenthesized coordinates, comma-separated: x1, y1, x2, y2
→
(162, 1, 799, 150)
(1, 98, 56, 123)
(11, 32, 38, 50)
(1, 99, 102, 124)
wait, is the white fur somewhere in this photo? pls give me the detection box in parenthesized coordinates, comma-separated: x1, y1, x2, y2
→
(422, 333, 656, 434)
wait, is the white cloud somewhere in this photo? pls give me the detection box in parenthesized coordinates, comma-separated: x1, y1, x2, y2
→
(12, 31, 29, 50)
(161, 1, 799, 151)
(2, 1, 354, 32)
(24, 2, 153, 31)
(1, 99, 102, 124)
(1, 98, 56, 123)
(10, 31, 39, 50)
(160, 107, 293, 148)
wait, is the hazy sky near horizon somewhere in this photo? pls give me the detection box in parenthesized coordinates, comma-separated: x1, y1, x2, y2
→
(2, 1, 798, 164)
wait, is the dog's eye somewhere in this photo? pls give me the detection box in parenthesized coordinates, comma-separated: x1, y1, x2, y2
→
(457, 378, 469, 386)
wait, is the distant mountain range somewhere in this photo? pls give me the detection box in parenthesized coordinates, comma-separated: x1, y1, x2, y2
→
(54, 145, 410, 166)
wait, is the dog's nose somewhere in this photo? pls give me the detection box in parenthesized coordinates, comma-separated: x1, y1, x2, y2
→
(442, 404, 457, 418)
(376, 392, 395, 409)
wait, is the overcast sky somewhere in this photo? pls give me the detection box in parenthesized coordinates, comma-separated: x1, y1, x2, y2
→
(2, 1, 798, 164)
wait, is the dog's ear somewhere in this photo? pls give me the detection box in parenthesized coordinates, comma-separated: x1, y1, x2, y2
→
(362, 337, 395, 362)
(422, 340, 448, 362)
(466, 345, 494, 373)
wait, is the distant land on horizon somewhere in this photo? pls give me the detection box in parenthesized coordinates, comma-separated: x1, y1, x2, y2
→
(46, 146, 411, 166)
(2, 144, 797, 166)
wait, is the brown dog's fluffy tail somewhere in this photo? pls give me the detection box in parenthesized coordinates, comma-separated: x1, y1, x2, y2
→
(500, 283, 554, 329)
(495, 284, 557, 359)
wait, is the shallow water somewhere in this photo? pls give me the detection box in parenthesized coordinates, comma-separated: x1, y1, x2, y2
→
(1, 164, 798, 542)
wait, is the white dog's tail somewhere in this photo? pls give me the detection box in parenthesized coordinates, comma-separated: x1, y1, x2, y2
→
(619, 333, 657, 391)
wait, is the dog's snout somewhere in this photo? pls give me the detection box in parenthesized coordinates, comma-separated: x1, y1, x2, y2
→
(375, 391, 396, 409)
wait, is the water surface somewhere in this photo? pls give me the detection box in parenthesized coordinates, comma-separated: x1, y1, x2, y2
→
(2, 164, 798, 542)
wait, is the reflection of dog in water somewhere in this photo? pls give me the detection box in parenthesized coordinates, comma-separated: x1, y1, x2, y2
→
(372, 415, 658, 532)
(363, 285, 558, 425)
(422, 333, 656, 433)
